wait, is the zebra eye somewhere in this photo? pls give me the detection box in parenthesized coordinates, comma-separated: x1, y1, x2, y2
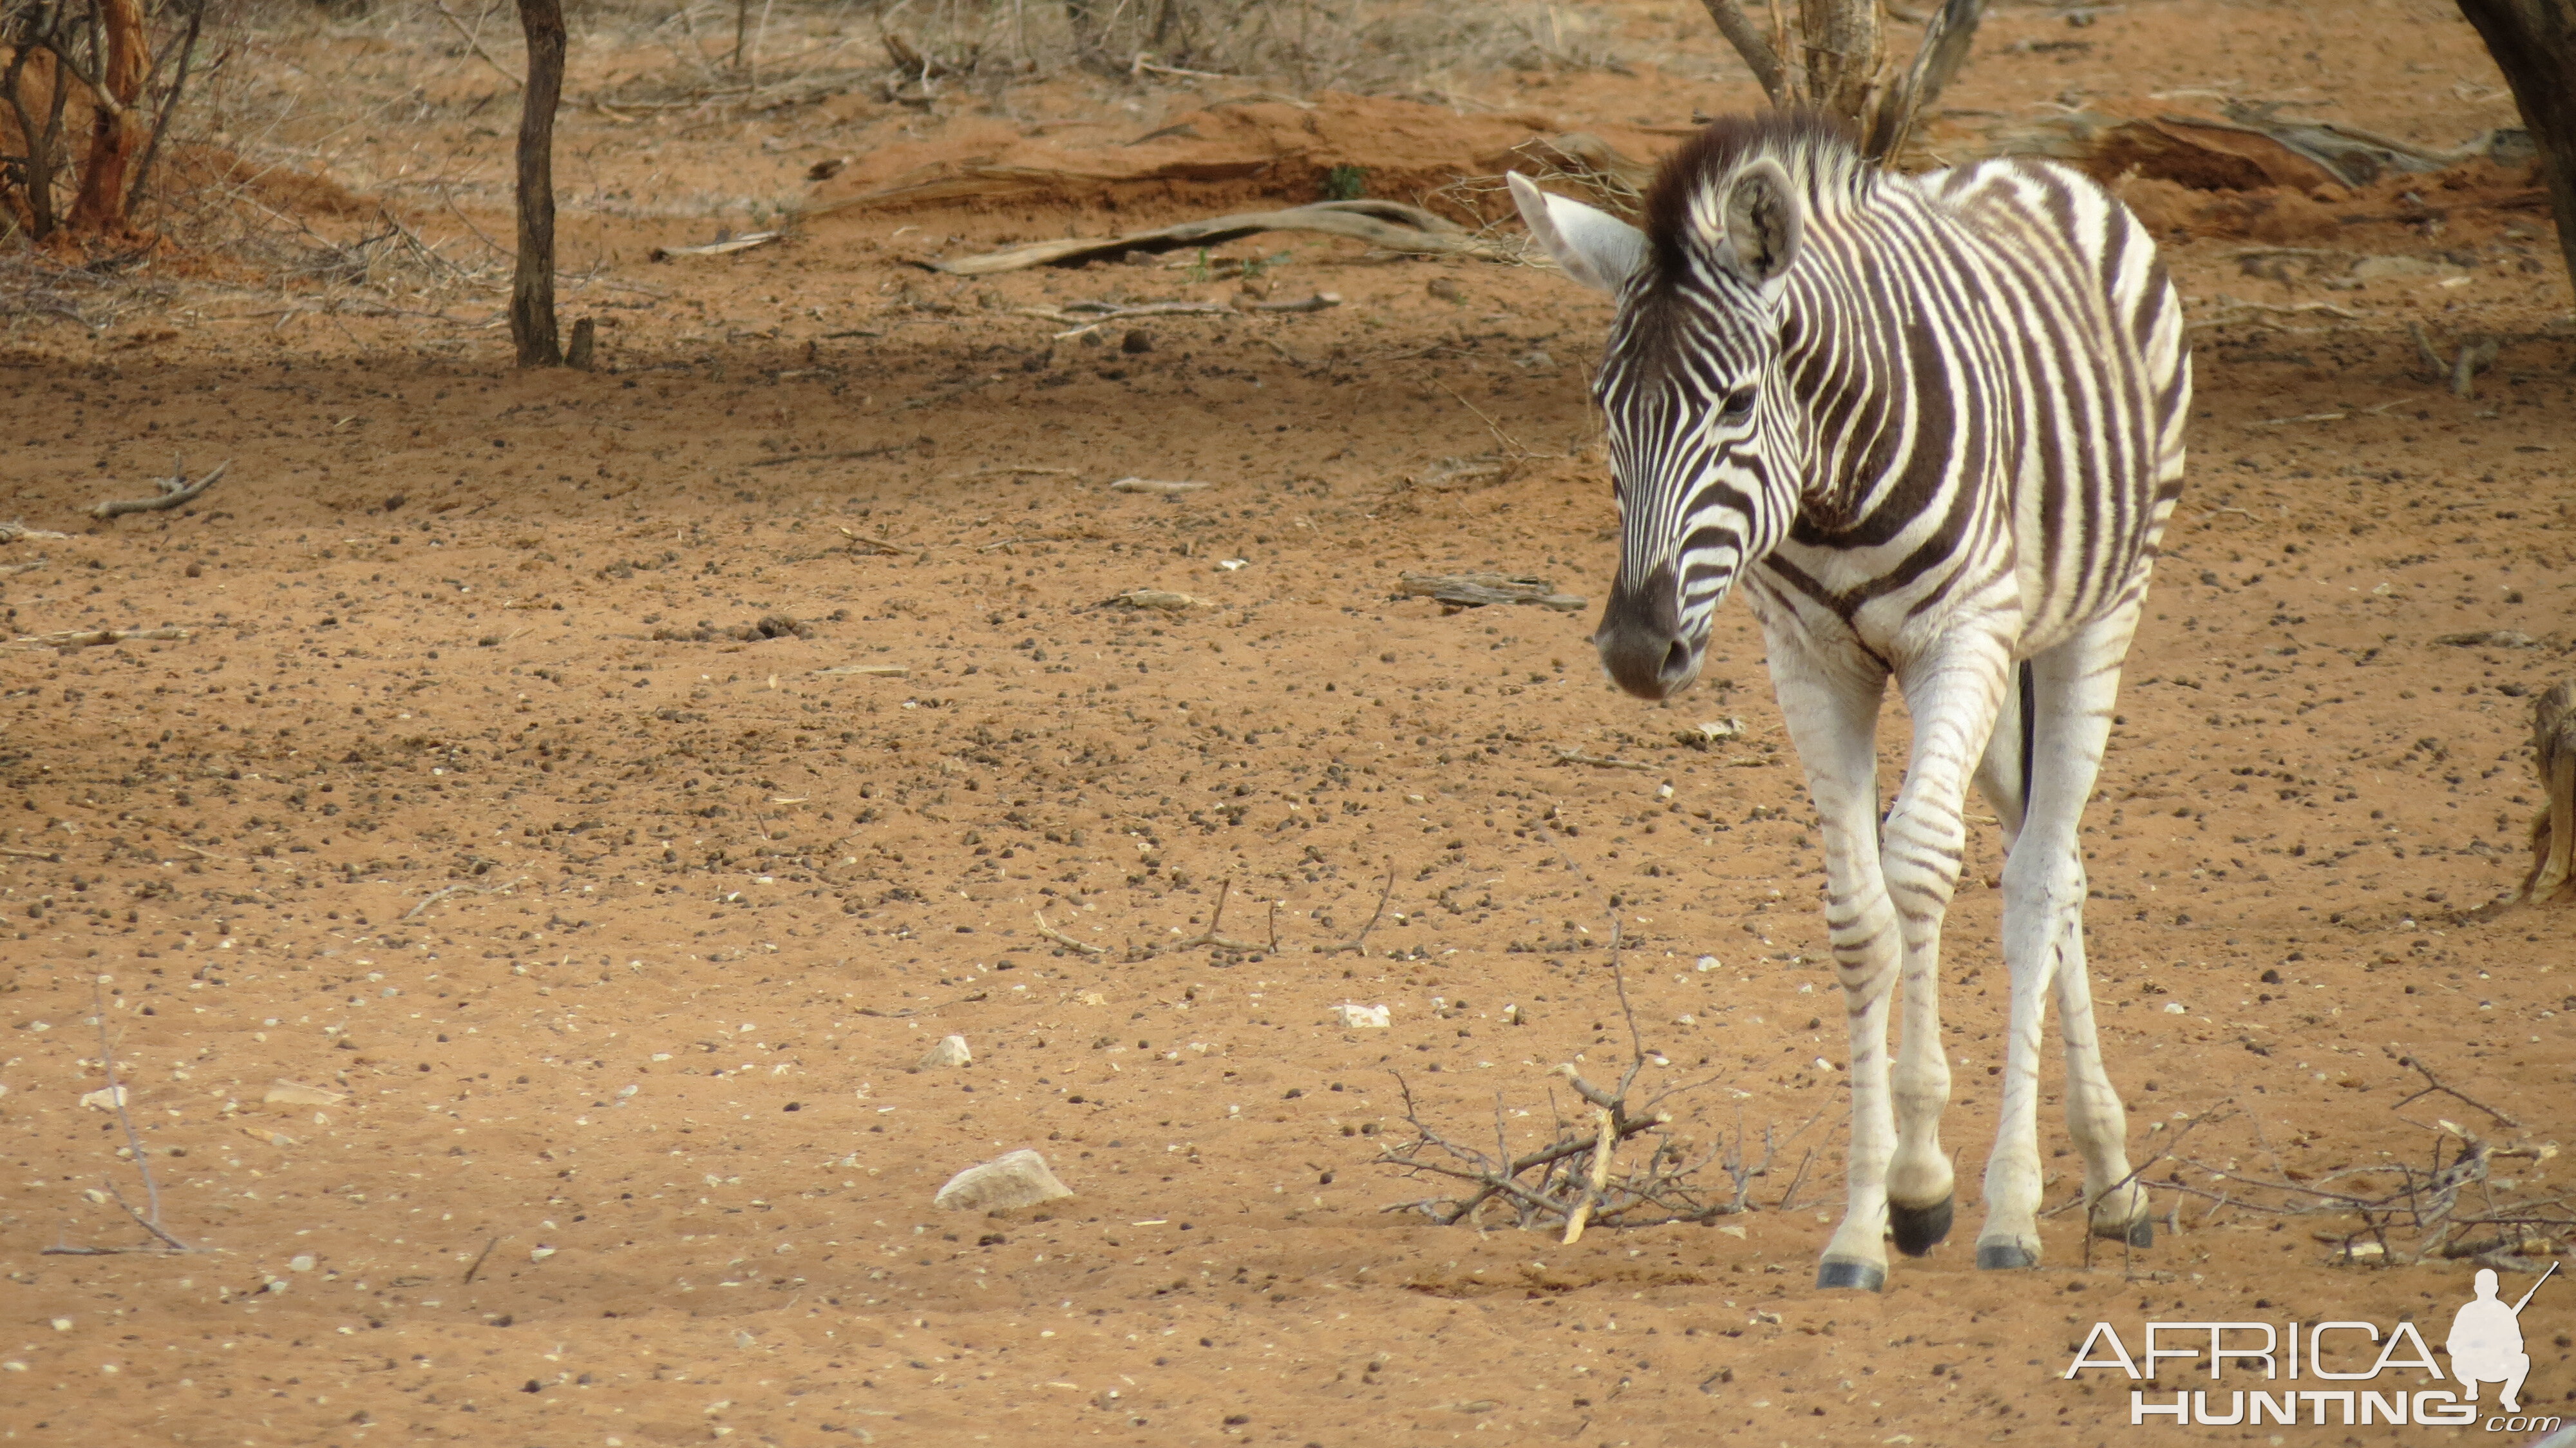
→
(1718, 386, 1758, 424)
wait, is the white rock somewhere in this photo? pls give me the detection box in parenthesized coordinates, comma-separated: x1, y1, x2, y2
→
(934, 1149, 1074, 1212)
(288, 1255, 315, 1273)
(79, 1086, 127, 1112)
(1331, 1003, 1390, 1029)
(918, 1034, 972, 1069)
(1695, 955, 1721, 972)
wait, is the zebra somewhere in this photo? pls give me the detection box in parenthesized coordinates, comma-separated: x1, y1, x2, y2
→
(1509, 110, 2189, 1291)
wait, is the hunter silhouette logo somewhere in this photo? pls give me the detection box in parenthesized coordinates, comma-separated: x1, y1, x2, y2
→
(2063, 1262, 2561, 1430)
(2450, 1264, 2553, 1414)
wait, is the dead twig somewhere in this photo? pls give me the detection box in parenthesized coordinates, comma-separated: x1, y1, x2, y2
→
(1553, 747, 1655, 772)
(403, 874, 531, 921)
(1034, 910, 1107, 956)
(1175, 875, 1263, 953)
(1561, 1107, 1618, 1244)
(1396, 570, 1586, 612)
(92, 461, 227, 519)
(913, 202, 1511, 275)
(2391, 1056, 2521, 1130)
(1318, 861, 1397, 955)
(43, 982, 195, 1254)
(650, 231, 784, 262)
(751, 443, 908, 469)
(2407, 322, 2501, 398)
(428, 0, 526, 87)
(0, 522, 76, 542)
(461, 1234, 500, 1284)
(10, 627, 189, 650)
(835, 526, 913, 555)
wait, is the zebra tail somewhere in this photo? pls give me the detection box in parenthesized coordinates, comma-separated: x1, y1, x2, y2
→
(2018, 658, 2036, 819)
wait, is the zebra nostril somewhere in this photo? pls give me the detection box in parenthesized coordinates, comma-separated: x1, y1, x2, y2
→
(1660, 640, 1696, 682)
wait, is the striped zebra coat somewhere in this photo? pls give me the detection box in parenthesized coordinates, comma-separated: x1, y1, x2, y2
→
(1511, 111, 2188, 1290)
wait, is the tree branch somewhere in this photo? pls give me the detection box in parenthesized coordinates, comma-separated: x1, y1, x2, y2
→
(1697, 0, 1789, 104)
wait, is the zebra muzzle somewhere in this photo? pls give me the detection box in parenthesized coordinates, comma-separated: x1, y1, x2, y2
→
(1594, 564, 1700, 700)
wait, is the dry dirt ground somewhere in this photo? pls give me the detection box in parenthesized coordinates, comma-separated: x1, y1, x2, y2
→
(5, 2, 2575, 1445)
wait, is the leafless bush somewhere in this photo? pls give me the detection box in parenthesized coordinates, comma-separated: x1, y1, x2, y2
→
(5, 0, 213, 241)
(1373, 935, 1832, 1236)
(814, 0, 1631, 96)
(2136, 1059, 2571, 1272)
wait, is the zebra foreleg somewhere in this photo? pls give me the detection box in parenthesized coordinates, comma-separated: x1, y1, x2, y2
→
(1763, 640, 1899, 1291)
(1877, 640, 2012, 1261)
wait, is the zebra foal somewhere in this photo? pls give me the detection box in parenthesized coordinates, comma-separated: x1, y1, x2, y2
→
(1510, 111, 2189, 1290)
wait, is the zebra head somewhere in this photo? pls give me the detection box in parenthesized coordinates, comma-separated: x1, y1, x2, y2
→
(1510, 157, 1809, 700)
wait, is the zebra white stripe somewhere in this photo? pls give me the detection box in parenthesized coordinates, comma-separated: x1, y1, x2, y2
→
(1511, 109, 2188, 1291)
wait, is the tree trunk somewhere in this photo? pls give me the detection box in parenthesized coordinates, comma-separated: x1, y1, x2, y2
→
(3, 42, 70, 238)
(1800, 0, 1884, 131)
(1696, 1, 1988, 162)
(64, 0, 147, 235)
(2456, 0, 2576, 305)
(511, 0, 566, 367)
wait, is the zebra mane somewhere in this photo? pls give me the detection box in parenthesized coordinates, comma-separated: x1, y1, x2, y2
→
(1639, 110, 1874, 272)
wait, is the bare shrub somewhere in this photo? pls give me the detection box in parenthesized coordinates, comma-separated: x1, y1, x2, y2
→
(4, 0, 212, 241)
(835, 0, 1631, 95)
(1373, 935, 1832, 1237)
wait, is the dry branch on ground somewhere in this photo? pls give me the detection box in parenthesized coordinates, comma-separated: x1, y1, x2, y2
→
(1375, 937, 1827, 1232)
(915, 202, 1515, 275)
(91, 459, 226, 519)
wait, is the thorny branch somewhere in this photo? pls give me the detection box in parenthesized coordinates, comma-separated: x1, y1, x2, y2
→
(2090, 1055, 2567, 1272)
(43, 981, 196, 1255)
(1374, 904, 1829, 1233)
(1318, 860, 1397, 955)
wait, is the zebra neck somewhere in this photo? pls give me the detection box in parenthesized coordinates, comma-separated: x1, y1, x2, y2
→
(1774, 249, 1926, 532)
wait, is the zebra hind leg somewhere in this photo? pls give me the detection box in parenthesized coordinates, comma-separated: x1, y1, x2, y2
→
(1975, 616, 2145, 1270)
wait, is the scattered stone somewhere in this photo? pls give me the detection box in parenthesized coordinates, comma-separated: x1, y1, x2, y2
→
(1683, 718, 1745, 747)
(2434, 629, 2535, 647)
(1331, 1003, 1391, 1029)
(79, 1086, 127, 1112)
(934, 1149, 1074, 1212)
(919, 1034, 972, 1069)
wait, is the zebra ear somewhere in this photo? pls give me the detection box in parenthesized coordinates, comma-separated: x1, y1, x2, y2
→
(1508, 172, 1644, 294)
(1719, 158, 1803, 287)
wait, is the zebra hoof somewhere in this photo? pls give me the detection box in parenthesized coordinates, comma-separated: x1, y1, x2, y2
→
(1888, 1197, 1954, 1258)
(1815, 1257, 1887, 1292)
(1975, 1241, 2040, 1271)
(2088, 1208, 2152, 1246)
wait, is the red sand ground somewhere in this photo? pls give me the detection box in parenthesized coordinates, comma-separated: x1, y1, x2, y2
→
(3, 2, 2572, 1444)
